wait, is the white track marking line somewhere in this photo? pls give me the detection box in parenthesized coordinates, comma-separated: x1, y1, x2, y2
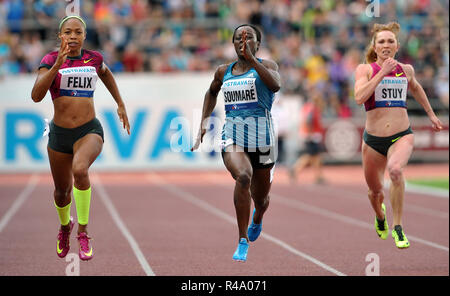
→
(404, 182, 449, 199)
(203, 175, 448, 252)
(148, 173, 346, 276)
(0, 174, 39, 233)
(270, 193, 449, 252)
(92, 174, 155, 276)
(298, 184, 448, 219)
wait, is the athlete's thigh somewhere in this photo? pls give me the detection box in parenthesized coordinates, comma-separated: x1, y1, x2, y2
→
(310, 154, 322, 166)
(386, 134, 414, 169)
(250, 167, 273, 200)
(222, 145, 253, 180)
(72, 134, 103, 168)
(47, 146, 73, 189)
(362, 140, 387, 191)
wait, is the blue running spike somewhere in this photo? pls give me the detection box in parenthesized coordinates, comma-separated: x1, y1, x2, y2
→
(247, 209, 263, 242)
(232, 238, 249, 262)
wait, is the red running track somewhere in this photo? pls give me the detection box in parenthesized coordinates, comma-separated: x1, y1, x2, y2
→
(0, 164, 448, 276)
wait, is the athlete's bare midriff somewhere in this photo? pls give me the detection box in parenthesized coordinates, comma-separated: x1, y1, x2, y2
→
(52, 96, 96, 128)
(365, 107, 410, 137)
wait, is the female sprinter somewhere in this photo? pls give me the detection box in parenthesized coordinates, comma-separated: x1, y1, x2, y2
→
(354, 22, 443, 249)
(31, 15, 130, 260)
(192, 24, 281, 261)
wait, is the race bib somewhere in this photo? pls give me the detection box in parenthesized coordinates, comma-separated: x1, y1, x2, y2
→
(374, 77, 408, 107)
(59, 66, 98, 97)
(222, 77, 259, 111)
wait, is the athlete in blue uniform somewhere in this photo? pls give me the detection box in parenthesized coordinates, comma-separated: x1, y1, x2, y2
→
(192, 24, 281, 262)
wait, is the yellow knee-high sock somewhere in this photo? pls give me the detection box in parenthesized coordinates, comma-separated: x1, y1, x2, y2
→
(54, 200, 72, 226)
(73, 186, 91, 225)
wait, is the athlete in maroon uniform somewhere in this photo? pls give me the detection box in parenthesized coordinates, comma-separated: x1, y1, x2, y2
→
(31, 15, 130, 261)
(354, 22, 442, 248)
(38, 49, 104, 100)
(364, 63, 408, 111)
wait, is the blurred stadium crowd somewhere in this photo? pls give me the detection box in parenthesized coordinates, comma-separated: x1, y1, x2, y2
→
(0, 0, 448, 116)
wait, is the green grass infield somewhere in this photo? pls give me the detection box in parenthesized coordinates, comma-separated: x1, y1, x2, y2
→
(407, 178, 449, 190)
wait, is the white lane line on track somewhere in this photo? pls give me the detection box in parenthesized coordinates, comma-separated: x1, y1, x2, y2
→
(296, 184, 448, 219)
(404, 182, 449, 199)
(148, 173, 346, 276)
(0, 174, 39, 233)
(271, 192, 449, 252)
(202, 175, 448, 252)
(92, 174, 155, 276)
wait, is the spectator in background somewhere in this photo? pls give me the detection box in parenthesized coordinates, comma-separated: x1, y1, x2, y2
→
(435, 68, 449, 109)
(94, 0, 113, 23)
(0, 28, 10, 78)
(94, 0, 114, 47)
(329, 90, 352, 118)
(34, 0, 64, 40)
(169, 47, 189, 71)
(271, 95, 290, 165)
(149, 50, 173, 72)
(22, 32, 45, 72)
(131, 0, 149, 21)
(4, 32, 25, 74)
(290, 91, 326, 184)
(6, 0, 24, 33)
(0, 1, 7, 30)
(0, 56, 6, 79)
(418, 65, 439, 106)
(187, 54, 211, 71)
(0, 28, 10, 56)
(110, 0, 133, 51)
(304, 47, 328, 90)
(102, 40, 124, 72)
(122, 42, 144, 72)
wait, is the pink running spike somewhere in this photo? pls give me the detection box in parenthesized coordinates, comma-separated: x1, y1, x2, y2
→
(77, 232, 93, 261)
(56, 217, 74, 258)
